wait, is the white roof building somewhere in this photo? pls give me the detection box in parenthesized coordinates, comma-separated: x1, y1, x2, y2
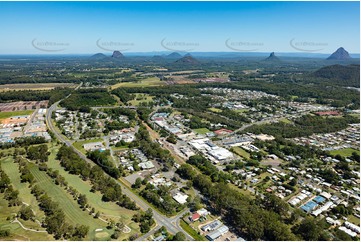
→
(83, 142, 105, 151)
(207, 147, 233, 161)
(173, 193, 188, 204)
(139, 161, 155, 170)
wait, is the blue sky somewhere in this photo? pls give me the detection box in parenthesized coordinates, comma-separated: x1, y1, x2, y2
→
(0, 1, 359, 54)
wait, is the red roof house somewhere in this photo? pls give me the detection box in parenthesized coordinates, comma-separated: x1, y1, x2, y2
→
(214, 128, 233, 136)
(190, 212, 201, 222)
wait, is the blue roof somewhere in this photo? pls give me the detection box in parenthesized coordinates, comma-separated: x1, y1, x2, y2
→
(313, 196, 326, 204)
(301, 200, 318, 212)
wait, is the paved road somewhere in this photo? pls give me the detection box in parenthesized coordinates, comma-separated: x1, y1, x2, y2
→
(46, 101, 193, 241)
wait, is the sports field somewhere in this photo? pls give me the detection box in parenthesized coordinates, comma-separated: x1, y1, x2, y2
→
(0, 110, 33, 120)
(0, 157, 44, 217)
(29, 162, 111, 240)
(47, 145, 139, 240)
(193, 128, 211, 135)
(0, 157, 51, 240)
(0, 195, 53, 241)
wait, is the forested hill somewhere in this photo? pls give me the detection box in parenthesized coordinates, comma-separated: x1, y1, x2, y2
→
(311, 64, 360, 88)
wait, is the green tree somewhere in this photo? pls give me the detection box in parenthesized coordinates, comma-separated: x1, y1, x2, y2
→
(292, 217, 322, 240)
(173, 232, 186, 241)
(132, 178, 142, 189)
(18, 205, 34, 220)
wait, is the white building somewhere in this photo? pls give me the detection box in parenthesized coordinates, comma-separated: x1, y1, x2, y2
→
(173, 193, 189, 204)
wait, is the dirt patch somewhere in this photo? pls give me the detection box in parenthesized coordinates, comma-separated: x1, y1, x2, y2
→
(261, 158, 282, 167)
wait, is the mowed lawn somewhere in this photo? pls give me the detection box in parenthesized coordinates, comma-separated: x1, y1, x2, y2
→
(47, 145, 139, 239)
(128, 94, 154, 106)
(0, 195, 53, 241)
(208, 107, 222, 113)
(28, 163, 110, 240)
(111, 77, 163, 89)
(193, 128, 211, 135)
(232, 146, 251, 159)
(0, 110, 34, 120)
(0, 157, 52, 240)
(0, 157, 44, 218)
(47, 145, 137, 220)
(329, 148, 360, 157)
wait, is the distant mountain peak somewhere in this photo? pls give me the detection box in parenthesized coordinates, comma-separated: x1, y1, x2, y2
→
(166, 52, 183, 59)
(90, 53, 107, 59)
(264, 52, 280, 61)
(112, 51, 124, 58)
(327, 47, 351, 60)
(175, 55, 199, 64)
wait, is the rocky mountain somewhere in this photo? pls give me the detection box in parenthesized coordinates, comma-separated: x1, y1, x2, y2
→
(111, 51, 124, 58)
(264, 52, 280, 61)
(327, 47, 351, 60)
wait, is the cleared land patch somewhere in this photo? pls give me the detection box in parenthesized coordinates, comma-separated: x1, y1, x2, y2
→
(111, 77, 163, 89)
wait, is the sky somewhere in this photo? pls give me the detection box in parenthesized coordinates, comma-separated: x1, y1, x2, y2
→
(0, 1, 359, 54)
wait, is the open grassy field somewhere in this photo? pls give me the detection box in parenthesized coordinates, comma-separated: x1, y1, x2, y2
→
(329, 148, 360, 157)
(234, 108, 248, 113)
(229, 183, 255, 198)
(111, 77, 163, 89)
(208, 107, 222, 113)
(279, 118, 292, 124)
(47, 144, 139, 240)
(111, 145, 129, 152)
(0, 110, 34, 120)
(193, 128, 211, 135)
(0, 194, 53, 241)
(347, 215, 360, 226)
(28, 162, 111, 240)
(73, 138, 104, 154)
(128, 94, 154, 106)
(0, 83, 77, 92)
(0, 157, 44, 218)
(180, 219, 206, 241)
(0, 157, 52, 240)
(231, 146, 251, 159)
